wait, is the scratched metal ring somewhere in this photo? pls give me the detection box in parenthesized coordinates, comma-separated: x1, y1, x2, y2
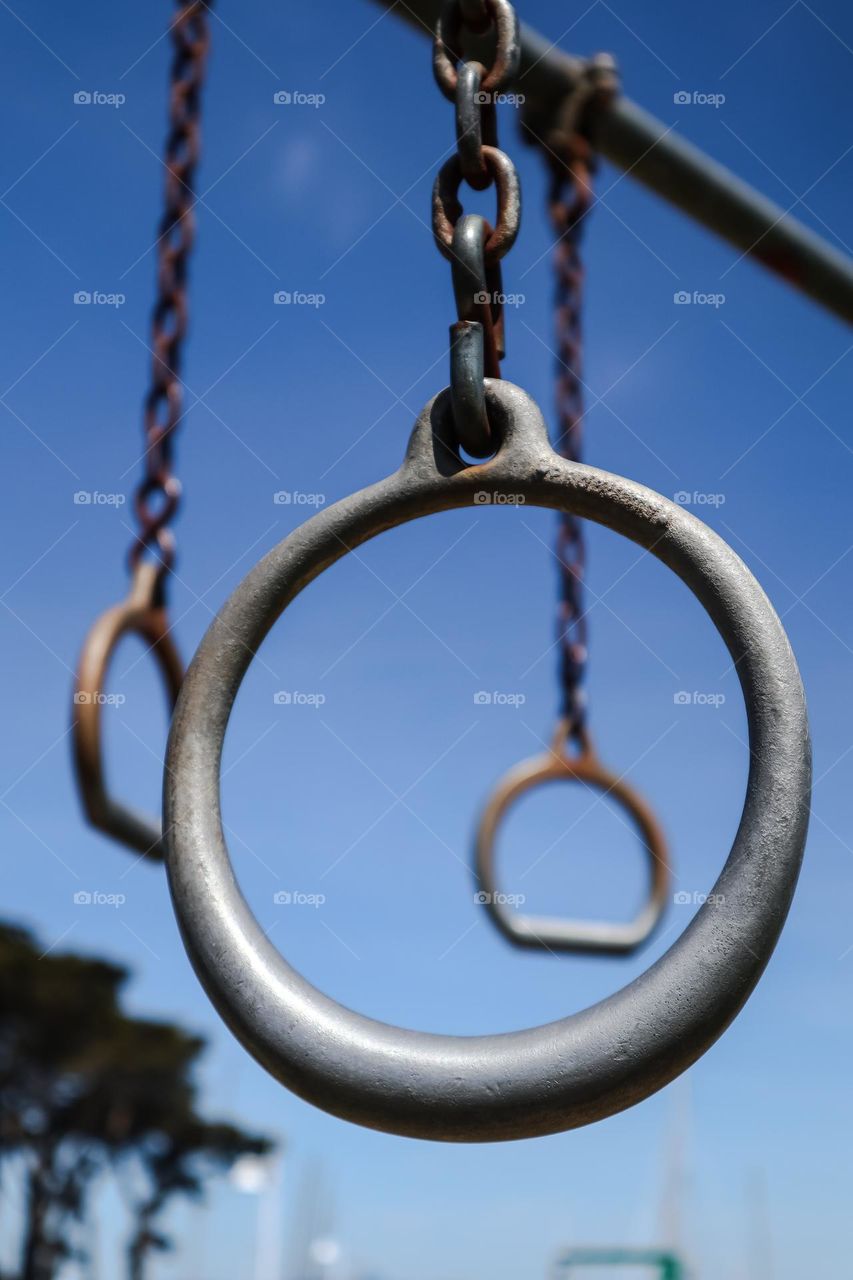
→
(73, 561, 183, 862)
(164, 380, 810, 1143)
(474, 721, 670, 954)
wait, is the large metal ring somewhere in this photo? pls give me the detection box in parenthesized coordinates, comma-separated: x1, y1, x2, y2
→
(475, 722, 670, 954)
(164, 381, 810, 1143)
(73, 561, 183, 862)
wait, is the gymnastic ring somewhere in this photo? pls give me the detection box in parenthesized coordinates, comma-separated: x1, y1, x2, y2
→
(73, 560, 183, 862)
(164, 379, 810, 1142)
(474, 719, 670, 954)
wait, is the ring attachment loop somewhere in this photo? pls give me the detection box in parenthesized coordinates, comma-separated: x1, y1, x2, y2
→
(450, 320, 491, 457)
(72, 560, 183, 861)
(474, 718, 670, 954)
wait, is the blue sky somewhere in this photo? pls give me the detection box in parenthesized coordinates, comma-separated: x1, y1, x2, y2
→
(2, 1, 853, 1277)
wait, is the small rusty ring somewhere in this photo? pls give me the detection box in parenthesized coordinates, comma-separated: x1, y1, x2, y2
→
(433, 0, 521, 101)
(164, 380, 810, 1143)
(433, 146, 520, 263)
(475, 721, 670, 954)
(73, 561, 183, 861)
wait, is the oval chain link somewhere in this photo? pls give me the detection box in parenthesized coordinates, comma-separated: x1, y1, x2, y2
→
(129, 0, 212, 581)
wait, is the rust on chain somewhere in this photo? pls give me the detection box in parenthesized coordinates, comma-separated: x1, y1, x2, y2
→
(129, 0, 212, 579)
(539, 54, 617, 734)
(433, 145, 521, 264)
(433, 0, 521, 100)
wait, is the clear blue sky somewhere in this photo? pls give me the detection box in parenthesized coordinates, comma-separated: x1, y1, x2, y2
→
(2, 1, 852, 1277)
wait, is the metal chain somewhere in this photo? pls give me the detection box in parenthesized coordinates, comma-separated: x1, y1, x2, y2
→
(129, 0, 212, 582)
(538, 55, 617, 736)
(431, 0, 521, 457)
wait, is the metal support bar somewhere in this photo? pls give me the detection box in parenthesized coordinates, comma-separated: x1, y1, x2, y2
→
(370, 0, 853, 325)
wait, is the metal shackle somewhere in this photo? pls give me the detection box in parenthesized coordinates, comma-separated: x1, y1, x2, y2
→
(164, 380, 811, 1143)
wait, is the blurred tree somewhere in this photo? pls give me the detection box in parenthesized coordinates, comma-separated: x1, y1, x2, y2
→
(0, 922, 274, 1280)
(126, 1120, 272, 1280)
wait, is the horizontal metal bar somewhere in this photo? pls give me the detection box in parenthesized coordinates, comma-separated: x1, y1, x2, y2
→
(372, 0, 853, 325)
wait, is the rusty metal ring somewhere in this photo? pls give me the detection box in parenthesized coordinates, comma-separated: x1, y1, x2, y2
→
(164, 380, 810, 1143)
(73, 561, 183, 861)
(433, 146, 521, 263)
(433, 0, 521, 101)
(475, 721, 669, 954)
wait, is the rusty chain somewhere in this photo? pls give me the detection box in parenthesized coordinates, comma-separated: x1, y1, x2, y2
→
(536, 54, 618, 735)
(72, 1, 212, 861)
(431, 0, 521, 457)
(129, 0, 212, 587)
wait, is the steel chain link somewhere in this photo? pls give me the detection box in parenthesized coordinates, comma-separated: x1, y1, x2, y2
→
(431, 0, 521, 456)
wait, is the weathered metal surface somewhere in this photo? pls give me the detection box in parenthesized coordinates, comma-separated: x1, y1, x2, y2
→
(73, 562, 183, 862)
(164, 380, 811, 1142)
(433, 146, 521, 263)
(433, 0, 520, 100)
(474, 721, 670, 954)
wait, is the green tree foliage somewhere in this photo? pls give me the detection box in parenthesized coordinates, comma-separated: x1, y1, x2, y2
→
(0, 921, 274, 1280)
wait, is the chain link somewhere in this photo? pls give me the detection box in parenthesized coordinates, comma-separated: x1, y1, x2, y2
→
(129, 0, 212, 580)
(431, 0, 521, 457)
